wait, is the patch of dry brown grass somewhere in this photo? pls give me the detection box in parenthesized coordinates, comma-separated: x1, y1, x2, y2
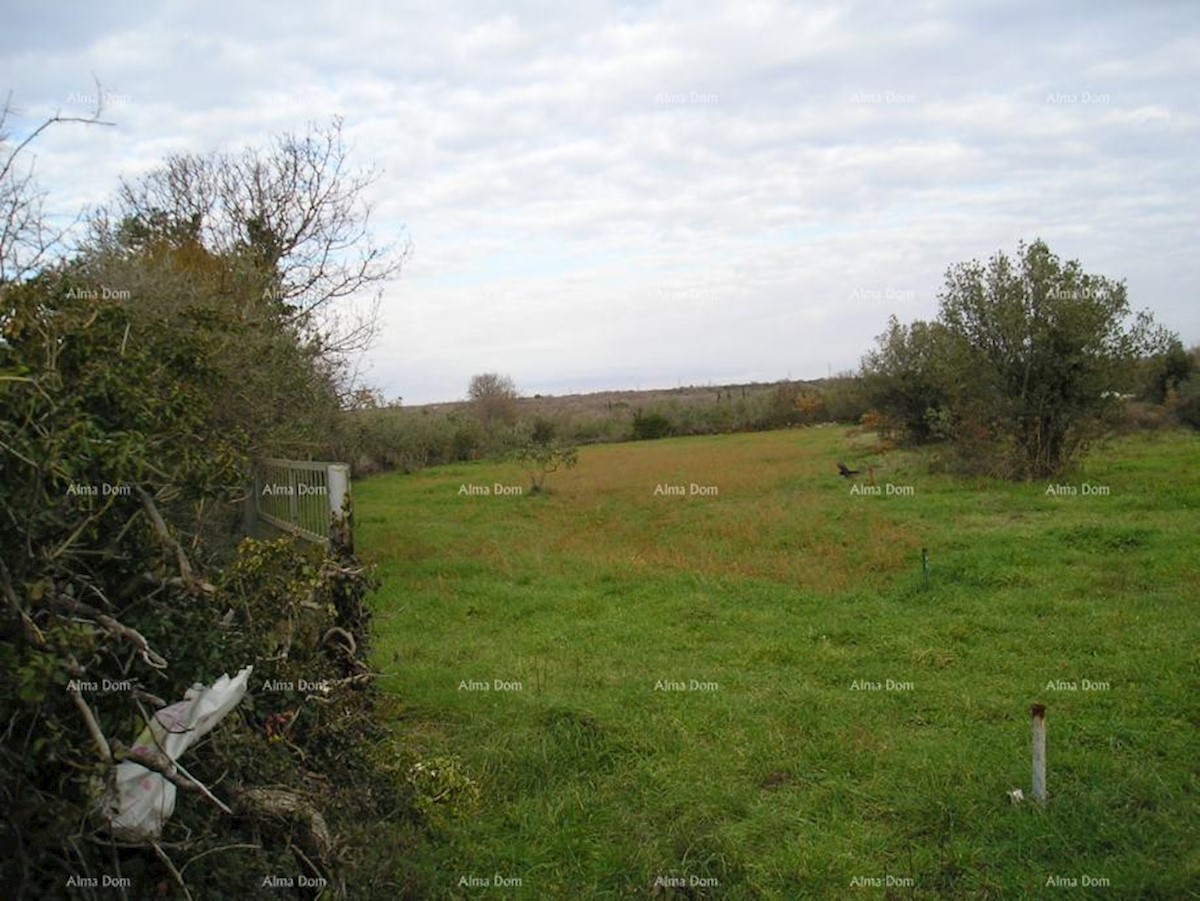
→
(488, 429, 919, 593)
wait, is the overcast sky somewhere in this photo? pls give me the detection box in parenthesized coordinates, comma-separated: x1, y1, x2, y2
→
(4, 1, 1197, 404)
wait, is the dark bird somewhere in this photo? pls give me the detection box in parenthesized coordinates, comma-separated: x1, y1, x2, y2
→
(837, 461, 860, 478)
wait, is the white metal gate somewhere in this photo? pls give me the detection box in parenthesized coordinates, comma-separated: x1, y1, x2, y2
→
(254, 459, 350, 548)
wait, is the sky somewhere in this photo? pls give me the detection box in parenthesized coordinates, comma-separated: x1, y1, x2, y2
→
(3, 0, 1197, 404)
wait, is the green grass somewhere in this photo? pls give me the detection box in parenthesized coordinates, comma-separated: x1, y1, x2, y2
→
(355, 427, 1200, 899)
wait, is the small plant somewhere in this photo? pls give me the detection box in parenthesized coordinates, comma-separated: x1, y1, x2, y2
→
(512, 441, 578, 494)
(506, 418, 579, 494)
(406, 756, 481, 827)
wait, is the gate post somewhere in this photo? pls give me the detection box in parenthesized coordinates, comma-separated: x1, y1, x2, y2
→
(327, 463, 352, 553)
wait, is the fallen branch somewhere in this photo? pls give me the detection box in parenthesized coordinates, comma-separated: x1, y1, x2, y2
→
(132, 688, 167, 709)
(44, 593, 168, 669)
(135, 486, 214, 594)
(152, 842, 194, 901)
(69, 683, 113, 763)
(331, 672, 375, 688)
(321, 626, 357, 657)
(301, 672, 375, 703)
(0, 558, 43, 644)
(231, 786, 333, 862)
(112, 741, 233, 816)
(289, 843, 326, 890)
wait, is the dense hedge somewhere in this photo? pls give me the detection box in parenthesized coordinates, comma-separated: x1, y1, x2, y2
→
(0, 247, 416, 899)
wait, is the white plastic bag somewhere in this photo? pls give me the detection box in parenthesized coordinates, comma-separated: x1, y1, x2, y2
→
(105, 666, 253, 842)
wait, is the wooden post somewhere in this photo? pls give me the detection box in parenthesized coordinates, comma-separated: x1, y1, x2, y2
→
(1031, 704, 1047, 802)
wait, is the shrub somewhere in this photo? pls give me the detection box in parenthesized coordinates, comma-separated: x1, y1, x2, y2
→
(509, 420, 579, 493)
(631, 408, 673, 440)
(1175, 378, 1200, 431)
(860, 240, 1176, 477)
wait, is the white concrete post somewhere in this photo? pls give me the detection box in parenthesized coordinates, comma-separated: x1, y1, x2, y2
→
(328, 464, 350, 522)
(1031, 704, 1047, 802)
(327, 463, 351, 550)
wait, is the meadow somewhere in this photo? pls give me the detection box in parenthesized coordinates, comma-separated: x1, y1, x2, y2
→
(355, 426, 1199, 899)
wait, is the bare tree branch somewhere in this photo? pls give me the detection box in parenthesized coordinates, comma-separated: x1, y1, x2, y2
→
(1, 83, 116, 283)
(113, 741, 233, 816)
(230, 786, 334, 862)
(152, 843, 195, 901)
(68, 683, 113, 763)
(106, 116, 408, 362)
(135, 486, 215, 595)
(43, 592, 168, 669)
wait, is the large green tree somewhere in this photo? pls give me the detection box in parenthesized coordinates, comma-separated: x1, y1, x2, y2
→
(940, 239, 1170, 477)
(861, 239, 1174, 478)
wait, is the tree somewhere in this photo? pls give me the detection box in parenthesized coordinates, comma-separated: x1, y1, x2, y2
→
(71, 118, 409, 458)
(1175, 349, 1200, 430)
(509, 417, 578, 493)
(1140, 338, 1194, 404)
(70, 205, 343, 463)
(935, 239, 1172, 477)
(94, 116, 408, 389)
(345, 385, 386, 410)
(860, 317, 957, 444)
(766, 383, 827, 428)
(857, 240, 1175, 477)
(468, 372, 519, 431)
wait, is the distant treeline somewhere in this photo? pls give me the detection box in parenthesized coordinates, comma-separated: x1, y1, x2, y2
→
(341, 240, 1200, 481)
(338, 376, 868, 475)
(340, 347, 1199, 479)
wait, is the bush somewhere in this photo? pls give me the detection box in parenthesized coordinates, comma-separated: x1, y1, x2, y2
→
(860, 240, 1176, 477)
(631, 408, 674, 440)
(336, 408, 491, 474)
(508, 419, 579, 493)
(1175, 379, 1200, 431)
(821, 374, 871, 423)
(1140, 340, 1194, 403)
(0, 212, 411, 901)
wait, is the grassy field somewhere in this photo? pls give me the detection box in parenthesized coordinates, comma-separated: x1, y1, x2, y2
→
(355, 426, 1199, 899)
